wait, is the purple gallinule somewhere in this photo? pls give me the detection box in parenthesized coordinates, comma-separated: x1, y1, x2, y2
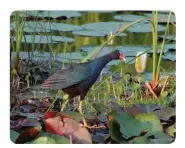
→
(41, 50, 125, 127)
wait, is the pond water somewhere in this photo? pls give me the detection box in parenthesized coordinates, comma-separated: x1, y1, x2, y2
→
(10, 10, 176, 88)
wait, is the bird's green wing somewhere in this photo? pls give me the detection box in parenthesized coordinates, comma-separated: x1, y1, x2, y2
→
(41, 63, 91, 90)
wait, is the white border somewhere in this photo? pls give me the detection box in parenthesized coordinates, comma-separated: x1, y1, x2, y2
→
(0, 0, 183, 147)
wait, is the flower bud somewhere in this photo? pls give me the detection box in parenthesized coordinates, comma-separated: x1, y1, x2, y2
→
(135, 51, 147, 73)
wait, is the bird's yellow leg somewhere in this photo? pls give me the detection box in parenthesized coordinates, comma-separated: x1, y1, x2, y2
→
(78, 100, 88, 126)
(78, 100, 105, 129)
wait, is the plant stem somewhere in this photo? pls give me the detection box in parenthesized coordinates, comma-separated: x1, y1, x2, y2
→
(156, 11, 172, 83)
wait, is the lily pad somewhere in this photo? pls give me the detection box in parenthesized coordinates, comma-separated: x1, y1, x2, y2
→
(45, 116, 92, 143)
(163, 52, 176, 61)
(135, 103, 164, 113)
(10, 21, 50, 32)
(31, 132, 70, 144)
(18, 11, 81, 19)
(15, 125, 42, 143)
(10, 21, 82, 32)
(56, 52, 87, 63)
(49, 22, 82, 32)
(144, 13, 176, 23)
(82, 22, 130, 33)
(72, 30, 106, 37)
(129, 136, 151, 144)
(114, 14, 147, 22)
(136, 113, 163, 134)
(12, 35, 75, 43)
(108, 119, 126, 143)
(87, 11, 115, 13)
(62, 111, 83, 122)
(153, 107, 176, 121)
(127, 23, 166, 33)
(92, 103, 111, 114)
(21, 119, 40, 127)
(72, 30, 127, 37)
(148, 44, 176, 54)
(109, 110, 152, 139)
(165, 124, 176, 137)
(10, 130, 20, 143)
(158, 35, 176, 41)
(149, 132, 174, 144)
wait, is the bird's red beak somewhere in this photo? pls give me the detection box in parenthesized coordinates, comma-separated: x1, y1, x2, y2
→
(119, 54, 126, 61)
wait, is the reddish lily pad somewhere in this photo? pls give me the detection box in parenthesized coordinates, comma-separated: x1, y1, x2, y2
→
(15, 125, 42, 144)
(44, 111, 57, 119)
(45, 116, 92, 143)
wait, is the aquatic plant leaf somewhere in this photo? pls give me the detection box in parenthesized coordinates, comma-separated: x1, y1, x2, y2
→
(31, 132, 70, 144)
(163, 52, 176, 61)
(45, 116, 92, 143)
(82, 22, 130, 33)
(91, 135, 105, 143)
(144, 13, 176, 23)
(61, 111, 83, 122)
(135, 113, 163, 134)
(10, 21, 82, 32)
(21, 119, 40, 127)
(18, 11, 81, 19)
(72, 30, 106, 37)
(10, 130, 20, 143)
(13, 35, 75, 43)
(109, 111, 152, 139)
(15, 125, 42, 144)
(135, 103, 164, 113)
(153, 107, 176, 121)
(20, 104, 33, 112)
(108, 119, 126, 143)
(84, 112, 97, 121)
(44, 111, 57, 119)
(92, 103, 111, 114)
(114, 14, 147, 22)
(149, 132, 174, 144)
(165, 124, 176, 137)
(127, 23, 166, 33)
(129, 136, 151, 144)
(158, 35, 176, 41)
(125, 105, 146, 116)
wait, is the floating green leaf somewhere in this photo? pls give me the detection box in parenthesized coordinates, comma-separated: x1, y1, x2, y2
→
(13, 35, 75, 43)
(108, 119, 126, 143)
(144, 13, 176, 23)
(114, 14, 147, 22)
(109, 111, 152, 139)
(10, 130, 20, 143)
(129, 136, 151, 144)
(18, 11, 81, 19)
(62, 111, 83, 122)
(31, 132, 70, 144)
(127, 23, 166, 33)
(153, 107, 175, 121)
(136, 113, 163, 134)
